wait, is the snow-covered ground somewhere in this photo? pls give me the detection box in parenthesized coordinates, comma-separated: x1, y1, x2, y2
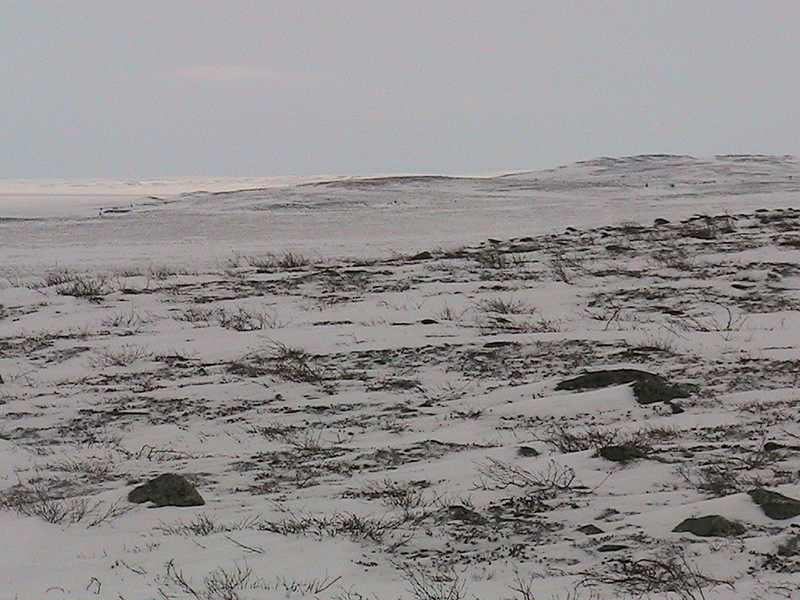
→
(1, 155, 799, 599)
(3, 154, 800, 273)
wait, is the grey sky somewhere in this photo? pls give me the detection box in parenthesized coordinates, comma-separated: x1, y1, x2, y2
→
(3, 1, 799, 178)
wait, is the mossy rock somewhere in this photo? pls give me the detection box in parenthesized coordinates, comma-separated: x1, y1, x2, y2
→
(597, 444, 648, 463)
(128, 473, 205, 507)
(556, 369, 689, 405)
(748, 488, 800, 520)
(517, 445, 540, 457)
(673, 515, 745, 537)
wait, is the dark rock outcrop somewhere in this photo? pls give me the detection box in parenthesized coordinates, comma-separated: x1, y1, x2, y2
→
(778, 534, 800, 556)
(577, 524, 604, 535)
(441, 504, 486, 525)
(672, 515, 745, 537)
(128, 473, 205, 507)
(556, 369, 689, 405)
(597, 543, 629, 552)
(597, 444, 649, 463)
(517, 446, 540, 457)
(748, 488, 800, 520)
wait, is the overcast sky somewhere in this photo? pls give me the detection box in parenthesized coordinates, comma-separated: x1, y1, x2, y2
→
(3, 1, 799, 178)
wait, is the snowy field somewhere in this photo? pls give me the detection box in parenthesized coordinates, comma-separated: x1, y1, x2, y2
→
(1, 155, 799, 599)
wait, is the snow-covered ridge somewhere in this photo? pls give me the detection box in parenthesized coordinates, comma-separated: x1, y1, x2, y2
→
(3, 154, 800, 216)
(1, 154, 799, 274)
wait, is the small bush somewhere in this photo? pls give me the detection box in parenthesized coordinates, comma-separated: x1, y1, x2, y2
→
(156, 513, 262, 536)
(473, 249, 513, 269)
(215, 306, 283, 331)
(550, 255, 581, 283)
(434, 303, 468, 322)
(164, 560, 267, 600)
(540, 424, 622, 454)
(475, 459, 577, 492)
(228, 342, 336, 390)
(43, 267, 74, 286)
(0, 485, 95, 524)
(175, 306, 216, 325)
(261, 511, 402, 544)
(349, 478, 436, 521)
(249, 250, 311, 271)
(677, 459, 766, 497)
(474, 296, 533, 315)
(56, 275, 111, 298)
(0, 481, 129, 526)
(400, 562, 465, 600)
(580, 554, 730, 600)
(101, 306, 147, 329)
(93, 344, 153, 367)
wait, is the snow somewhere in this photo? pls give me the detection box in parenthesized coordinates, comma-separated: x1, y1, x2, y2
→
(0, 154, 799, 599)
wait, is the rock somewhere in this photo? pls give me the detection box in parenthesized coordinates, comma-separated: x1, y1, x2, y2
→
(409, 251, 433, 261)
(764, 440, 786, 452)
(654, 218, 670, 226)
(420, 318, 438, 325)
(442, 505, 485, 525)
(517, 446, 540, 457)
(577, 524, 604, 535)
(748, 488, 800, 520)
(777, 535, 800, 557)
(667, 401, 685, 414)
(555, 369, 689, 405)
(672, 515, 745, 537)
(483, 340, 516, 349)
(597, 543, 628, 552)
(128, 473, 205, 507)
(597, 444, 648, 463)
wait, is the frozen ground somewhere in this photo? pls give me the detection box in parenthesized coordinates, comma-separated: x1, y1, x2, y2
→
(1, 154, 799, 599)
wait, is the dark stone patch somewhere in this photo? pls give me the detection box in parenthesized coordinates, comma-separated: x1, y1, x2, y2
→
(667, 401, 685, 414)
(483, 340, 517, 349)
(597, 543, 629, 552)
(517, 446, 540, 458)
(778, 535, 800, 557)
(749, 488, 800, 520)
(597, 444, 648, 463)
(577, 524, 604, 535)
(555, 369, 689, 404)
(764, 441, 785, 452)
(442, 505, 486, 525)
(672, 515, 745, 537)
(128, 473, 205, 507)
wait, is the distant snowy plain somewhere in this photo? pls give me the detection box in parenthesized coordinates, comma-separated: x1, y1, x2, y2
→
(1, 155, 799, 599)
(3, 154, 800, 271)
